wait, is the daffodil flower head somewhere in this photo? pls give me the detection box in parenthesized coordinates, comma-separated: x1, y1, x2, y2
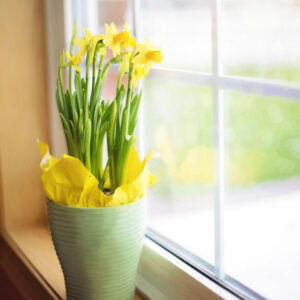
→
(65, 51, 82, 72)
(133, 64, 148, 88)
(119, 51, 132, 74)
(133, 38, 163, 73)
(104, 23, 136, 57)
(74, 28, 106, 58)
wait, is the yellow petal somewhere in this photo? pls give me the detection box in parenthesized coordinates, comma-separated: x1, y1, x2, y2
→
(74, 38, 87, 49)
(38, 139, 49, 158)
(146, 50, 163, 63)
(105, 23, 113, 35)
(132, 53, 147, 65)
(74, 55, 82, 64)
(144, 61, 153, 74)
(144, 38, 153, 49)
(129, 36, 136, 47)
(110, 147, 157, 206)
(83, 27, 93, 41)
(74, 64, 81, 72)
(123, 23, 129, 32)
(65, 51, 72, 61)
(110, 22, 118, 35)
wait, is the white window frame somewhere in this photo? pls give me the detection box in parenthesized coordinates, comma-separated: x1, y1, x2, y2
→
(44, 0, 300, 299)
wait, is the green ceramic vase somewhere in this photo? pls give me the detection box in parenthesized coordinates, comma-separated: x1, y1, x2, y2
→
(47, 198, 146, 300)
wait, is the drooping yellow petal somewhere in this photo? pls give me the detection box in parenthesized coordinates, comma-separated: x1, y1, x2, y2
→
(83, 27, 93, 41)
(65, 51, 82, 72)
(119, 51, 131, 74)
(65, 51, 72, 61)
(74, 29, 106, 59)
(73, 38, 87, 50)
(133, 64, 148, 88)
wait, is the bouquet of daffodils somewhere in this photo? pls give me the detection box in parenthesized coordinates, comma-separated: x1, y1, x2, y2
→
(39, 22, 162, 207)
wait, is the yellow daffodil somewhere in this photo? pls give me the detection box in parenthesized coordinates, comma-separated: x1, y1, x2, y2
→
(103, 23, 136, 57)
(38, 141, 156, 207)
(133, 64, 148, 88)
(65, 51, 82, 72)
(118, 52, 148, 88)
(133, 39, 163, 73)
(74, 28, 106, 58)
(119, 51, 131, 74)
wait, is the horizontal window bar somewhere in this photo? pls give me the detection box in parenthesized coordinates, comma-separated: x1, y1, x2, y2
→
(148, 67, 300, 101)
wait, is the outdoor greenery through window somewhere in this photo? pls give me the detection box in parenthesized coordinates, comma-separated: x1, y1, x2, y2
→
(70, 0, 300, 299)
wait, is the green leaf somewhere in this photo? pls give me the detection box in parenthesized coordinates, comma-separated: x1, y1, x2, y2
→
(71, 21, 77, 40)
(75, 72, 83, 110)
(129, 91, 142, 135)
(92, 100, 102, 133)
(56, 81, 64, 115)
(85, 119, 92, 171)
(60, 113, 75, 155)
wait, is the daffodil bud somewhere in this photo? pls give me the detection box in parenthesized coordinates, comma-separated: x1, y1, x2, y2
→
(95, 40, 105, 51)
(59, 50, 65, 67)
(71, 21, 77, 41)
(111, 52, 127, 64)
(86, 40, 93, 64)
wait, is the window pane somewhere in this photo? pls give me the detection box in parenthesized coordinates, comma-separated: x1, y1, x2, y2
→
(96, 0, 133, 32)
(222, 0, 300, 84)
(139, 0, 211, 72)
(224, 91, 300, 299)
(143, 78, 215, 264)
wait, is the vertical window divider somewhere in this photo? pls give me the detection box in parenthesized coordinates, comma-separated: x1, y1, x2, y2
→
(211, 0, 225, 280)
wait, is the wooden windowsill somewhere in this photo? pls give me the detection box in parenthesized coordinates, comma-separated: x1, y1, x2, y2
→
(1, 225, 144, 299)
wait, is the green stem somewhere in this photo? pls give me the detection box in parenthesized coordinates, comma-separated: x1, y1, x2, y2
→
(96, 142, 103, 182)
(117, 71, 124, 90)
(85, 119, 91, 171)
(69, 21, 77, 96)
(85, 43, 92, 123)
(107, 100, 117, 192)
(99, 55, 104, 73)
(124, 62, 135, 136)
(92, 49, 99, 89)
(69, 47, 73, 97)
(58, 66, 70, 123)
(116, 58, 135, 187)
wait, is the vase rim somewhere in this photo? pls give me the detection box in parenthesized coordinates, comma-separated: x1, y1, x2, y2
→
(46, 196, 145, 211)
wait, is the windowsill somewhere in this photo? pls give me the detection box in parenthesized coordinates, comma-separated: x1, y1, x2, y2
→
(3, 225, 145, 300)
(3, 220, 238, 300)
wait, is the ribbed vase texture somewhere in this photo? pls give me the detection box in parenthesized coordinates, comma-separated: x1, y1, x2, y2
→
(47, 198, 146, 300)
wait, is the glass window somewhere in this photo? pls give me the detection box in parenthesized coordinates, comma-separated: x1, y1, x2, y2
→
(224, 91, 300, 299)
(222, 0, 300, 84)
(139, 0, 211, 72)
(143, 79, 215, 264)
